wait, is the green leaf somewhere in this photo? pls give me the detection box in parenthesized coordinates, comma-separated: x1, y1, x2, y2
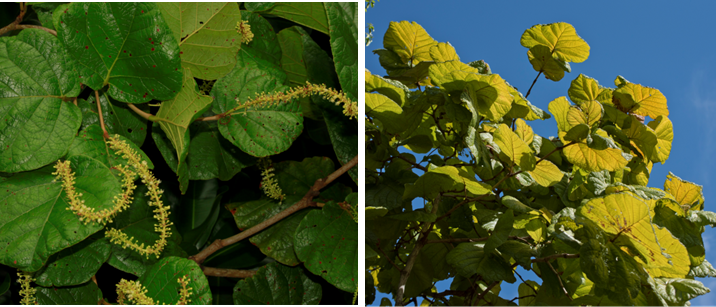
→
(138, 256, 212, 304)
(520, 22, 589, 63)
(445, 242, 516, 283)
(211, 50, 302, 158)
(498, 241, 534, 269)
(652, 278, 710, 305)
(430, 42, 460, 62)
(525, 218, 546, 243)
(432, 70, 513, 122)
(57, 3, 183, 103)
(518, 280, 539, 306)
(321, 101, 358, 184)
(295, 202, 358, 292)
(326, 2, 357, 102)
(173, 180, 223, 253)
(0, 270, 8, 297)
(501, 196, 535, 213)
(387, 210, 436, 222)
(548, 96, 572, 142)
(404, 165, 492, 200)
(31, 3, 66, 30)
(579, 192, 690, 278)
(233, 262, 322, 305)
(69, 124, 154, 171)
(485, 209, 514, 252)
(493, 123, 536, 171)
(244, 2, 275, 12)
(36, 281, 102, 305)
(277, 26, 311, 88)
(157, 3, 242, 80)
(0, 157, 122, 271)
(689, 259, 716, 278)
(366, 71, 408, 107)
(241, 11, 281, 66)
(258, 2, 329, 34)
(0, 29, 82, 173)
(250, 208, 310, 266)
(365, 93, 405, 134)
(34, 237, 110, 287)
(155, 68, 213, 193)
(383, 21, 437, 66)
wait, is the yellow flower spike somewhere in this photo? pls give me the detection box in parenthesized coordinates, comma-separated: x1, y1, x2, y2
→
(116, 279, 155, 305)
(177, 276, 193, 305)
(258, 158, 285, 204)
(229, 82, 357, 120)
(17, 271, 37, 305)
(104, 135, 173, 259)
(236, 20, 254, 44)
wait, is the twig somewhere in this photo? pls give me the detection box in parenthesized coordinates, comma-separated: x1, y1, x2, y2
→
(509, 295, 535, 303)
(189, 155, 358, 265)
(127, 103, 154, 121)
(95, 91, 109, 139)
(474, 281, 499, 305)
(376, 240, 401, 271)
(0, 3, 26, 36)
(195, 114, 222, 121)
(397, 155, 428, 172)
(525, 71, 542, 98)
(547, 260, 573, 301)
(201, 266, 256, 278)
(73, 97, 77, 106)
(425, 237, 488, 244)
(531, 253, 579, 263)
(15, 24, 56, 36)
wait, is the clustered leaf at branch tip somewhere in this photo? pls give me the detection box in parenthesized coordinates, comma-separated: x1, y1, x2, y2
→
(17, 271, 37, 305)
(116, 276, 192, 305)
(232, 81, 358, 120)
(54, 136, 172, 259)
(236, 20, 254, 44)
(258, 157, 285, 204)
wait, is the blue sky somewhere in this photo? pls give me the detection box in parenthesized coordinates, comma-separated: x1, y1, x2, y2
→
(366, 0, 716, 305)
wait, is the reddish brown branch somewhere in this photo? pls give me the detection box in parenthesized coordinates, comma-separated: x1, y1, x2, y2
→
(15, 24, 56, 36)
(201, 266, 256, 278)
(0, 3, 26, 36)
(95, 91, 109, 139)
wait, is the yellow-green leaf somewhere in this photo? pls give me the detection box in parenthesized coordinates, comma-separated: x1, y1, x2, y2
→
(365, 93, 405, 134)
(403, 166, 493, 200)
(548, 96, 572, 142)
(366, 70, 407, 107)
(527, 45, 567, 81)
(647, 115, 673, 163)
(430, 42, 459, 63)
(528, 160, 564, 187)
(525, 218, 546, 243)
(579, 193, 690, 278)
(563, 142, 627, 172)
(622, 116, 659, 162)
(520, 22, 590, 63)
(568, 74, 602, 106)
(428, 61, 480, 92)
(383, 21, 437, 66)
(612, 83, 669, 118)
(514, 119, 534, 145)
(493, 124, 536, 171)
(567, 106, 587, 126)
(664, 172, 704, 211)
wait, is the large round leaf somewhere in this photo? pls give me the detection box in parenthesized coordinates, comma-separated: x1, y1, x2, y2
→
(36, 281, 103, 305)
(0, 29, 82, 173)
(578, 192, 690, 278)
(34, 237, 110, 287)
(138, 256, 211, 305)
(211, 50, 303, 157)
(520, 22, 590, 63)
(157, 3, 242, 80)
(56, 2, 183, 103)
(294, 202, 358, 292)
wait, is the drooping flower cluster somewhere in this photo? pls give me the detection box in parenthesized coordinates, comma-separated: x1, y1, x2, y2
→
(259, 157, 285, 204)
(236, 20, 254, 44)
(116, 277, 193, 305)
(53, 160, 135, 225)
(55, 136, 172, 258)
(105, 135, 173, 259)
(229, 81, 357, 120)
(17, 271, 37, 305)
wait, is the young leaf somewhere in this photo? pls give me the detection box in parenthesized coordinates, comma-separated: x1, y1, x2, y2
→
(520, 22, 590, 63)
(383, 21, 437, 66)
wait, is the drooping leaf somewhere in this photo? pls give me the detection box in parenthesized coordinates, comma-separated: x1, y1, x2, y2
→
(652, 278, 710, 306)
(484, 209, 513, 252)
(57, 2, 183, 103)
(326, 2, 357, 102)
(0, 29, 82, 173)
(34, 237, 110, 287)
(157, 2, 242, 80)
(365, 93, 405, 134)
(432, 70, 513, 121)
(36, 281, 103, 305)
(578, 193, 690, 278)
(647, 115, 673, 163)
(365, 70, 408, 107)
